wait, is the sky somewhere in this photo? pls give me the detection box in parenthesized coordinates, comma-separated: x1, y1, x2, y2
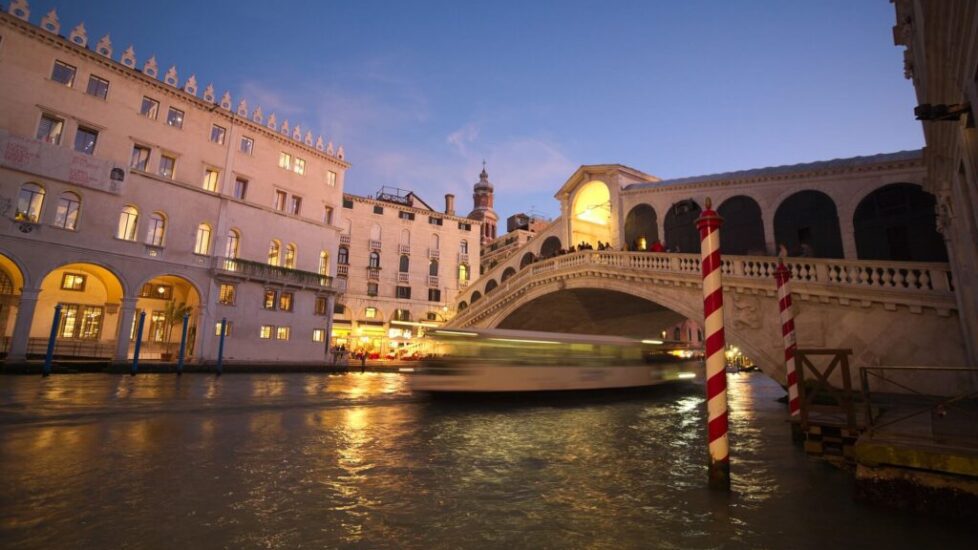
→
(32, 0, 922, 220)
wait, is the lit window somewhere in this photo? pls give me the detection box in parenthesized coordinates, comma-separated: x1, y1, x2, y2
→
(267, 241, 281, 266)
(293, 157, 305, 175)
(117, 206, 139, 240)
(288, 196, 302, 215)
(50, 60, 76, 86)
(276, 326, 290, 340)
(323, 206, 334, 225)
(278, 152, 292, 170)
(60, 272, 86, 291)
(326, 171, 337, 187)
(140, 97, 159, 119)
(259, 325, 273, 339)
(312, 329, 325, 342)
(239, 136, 254, 155)
(318, 251, 329, 276)
(274, 190, 287, 212)
(139, 283, 173, 299)
(314, 297, 328, 315)
(85, 75, 109, 99)
(458, 263, 469, 283)
(225, 230, 240, 259)
(218, 284, 236, 305)
(284, 244, 296, 269)
(263, 289, 277, 310)
(36, 114, 64, 144)
(202, 169, 219, 192)
(215, 321, 232, 336)
(365, 307, 377, 319)
(16, 183, 45, 223)
(166, 107, 184, 128)
(53, 192, 81, 230)
(279, 292, 293, 312)
(194, 223, 211, 255)
(146, 212, 165, 246)
(210, 124, 226, 145)
(394, 309, 410, 321)
(74, 127, 98, 155)
(130, 145, 151, 171)
(233, 178, 248, 200)
(159, 154, 176, 178)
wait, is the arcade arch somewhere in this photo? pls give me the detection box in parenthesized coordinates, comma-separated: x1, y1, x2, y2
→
(624, 204, 658, 250)
(571, 180, 613, 246)
(774, 190, 843, 258)
(717, 195, 766, 255)
(539, 236, 562, 258)
(853, 183, 948, 262)
(664, 200, 701, 253)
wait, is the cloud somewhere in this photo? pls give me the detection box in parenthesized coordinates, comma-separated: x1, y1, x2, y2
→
(446, 122, 480, 155)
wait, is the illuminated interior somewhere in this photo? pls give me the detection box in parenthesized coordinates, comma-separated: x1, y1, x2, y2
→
(571, 180, 614, 246)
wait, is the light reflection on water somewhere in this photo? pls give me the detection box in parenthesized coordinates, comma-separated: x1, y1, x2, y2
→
(0, 372, 971, 549)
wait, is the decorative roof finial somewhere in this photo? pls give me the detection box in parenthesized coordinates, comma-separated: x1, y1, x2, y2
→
(268, 113, 278, 130)
(163, 66, 178, 86)
(281, 119, 290, 135)
(315, 136, 325, 151)
(337, 145, 345, 160)
(327, 141, 334, 155)
(304, 131, 313, 146)
(253, 106, 264, 123)
(184, 74, 198, 96)
(236, 99, 248, 117)
(293, 123, 302, 141)
(120, 45, 136, 68)
(95, 34, 112, 57)
(219, 91, 231, 110)
(68, 22, 88, 47)
(143, 56, 159, 78)
(40, 9, 60, 33)
(203, 84, 215, 103)
(8, 0, 30, 21)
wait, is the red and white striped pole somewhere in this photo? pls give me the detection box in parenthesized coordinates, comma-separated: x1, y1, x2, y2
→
(696, 198, 729, 490)
(774, 257, 800, 417)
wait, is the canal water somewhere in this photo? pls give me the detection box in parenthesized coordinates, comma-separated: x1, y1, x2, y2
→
(0, 372, 971, 549)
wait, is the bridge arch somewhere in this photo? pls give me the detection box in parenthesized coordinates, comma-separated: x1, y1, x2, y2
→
(520, 252, 536, 269)
(664, 199, 701, 253)
(774, 190, 843, 258)
(717, 195, 766, 255)
(470, 290, 483, 304)
(484, 279, 499, 294)
(853, 183, 947, 262)
(539, 236, 561, 258)
(501, 267, 517, 282)
(624, 203, 658, 250)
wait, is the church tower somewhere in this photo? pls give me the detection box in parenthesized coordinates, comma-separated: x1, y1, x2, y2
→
(468, 162, 499, 245)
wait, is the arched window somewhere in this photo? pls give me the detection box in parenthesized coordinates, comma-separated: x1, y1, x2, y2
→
(225, 229, 240, 259)
(338, 246, 349, 265)
(718, 196, 765, 255)
(459, 240, 468, 254)
(400, 228, 411, 246)
(429, 259, 439, 276)
(774, 190, 843, 258)
(458, 301, 468, 311)
(267, 240, 281, 266)
(471, 290, 482, 303)
(369, 251, 381, 268)
(853, 183, 947, 262)
(393, 309, 410, 321)
(458, 263, 469, 283)
(540, 236, 561, 258)
(399, 254, 410, 273)
(319, 251, 329, 275)
(146, 212, 166, 246)
(520, 252, 535, 269)
(370, 223, 382, 242)
(194, 223, 212, 255)
(53, 191, 81, 230)
(501, 267, 517, 281)
(284, 243, 297, 269)
(16, 183, 45, 223)
(664, 200, 702, 253)
(431, 233, 440, 251)
(624, 204, 658, 250)
(117, 205, 139, 240)
(485, 279, 498, 294)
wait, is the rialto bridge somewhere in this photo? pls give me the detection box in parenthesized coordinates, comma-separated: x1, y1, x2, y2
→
(447, 150, 973, 381)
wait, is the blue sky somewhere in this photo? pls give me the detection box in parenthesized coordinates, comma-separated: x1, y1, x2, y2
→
(35, 0, 921, 220)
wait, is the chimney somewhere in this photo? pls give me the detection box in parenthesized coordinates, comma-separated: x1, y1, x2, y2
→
(445, 193, 455, 216)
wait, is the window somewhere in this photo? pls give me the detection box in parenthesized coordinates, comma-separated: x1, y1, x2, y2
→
(274, 190, 287, 211)
(58, 304, 103, 340)
(368, 251, 380, 268)
(74, 127, 98, 155)
(233, 177, 248, 200)
(130, 145, 151, 171)
(146, 212, 165, 246)
(318, 251, 329, 276)
(428, 288, 441, 302)
(50, 60, 76, 86)
(140, 283, 173, 299)
(459, 240, 469, 254)
(260, 325, 273, 339)
(267, 241, 281, 266)
(373, 205, 384, 215)
(399, 211, 415, 221)
(117, 206, 139, 240)
(140, 97, 160, 119)
(239, 136, 254, 154)
(210, 124, 226, 145)
(367, 282, 378, 296)
(396, 286, 411, 299)
(159, 154, 176, 178)
(194, 223, 211, 255)
(225, 229, 240, 259)
(338, 246, 349, 265)
(293, 158, 305, 175)
(53, 192, 81, 230)
(399, 255, 410, 273)
(458, 263, 469, 283)
(202, 169, 219, 192)
(85, 75, 109, 99)
(276, 326, 291, 340)
(218, 284, 236, 305)
(215, 322, 232, 337)
(315, 297, 329, 315)
(459, 222, 472, 231)
(16, 183, 45, 222)
(36, 114, 64, 144)
(278, 152, 292, 170)
(279, 292, 294, 312)
(427, 312, 439, 321)
(312, 328, 325, 342)
(263, 289, 277, 310)
(289, 196, 302, 215)
(60, 272, 87, 291)
(365, 307, 377, 319)
(323, 206, 334, 225)
(166, 107, 184, 128)
(334, 303, 346, 315)
(327, 171, 337, 187)
(429, 259, 439, 276)
(284, 244, 296, 269)
(342, 198, 354, 209)
(148, 311, 167, 342)
(429, 216, 443, 226)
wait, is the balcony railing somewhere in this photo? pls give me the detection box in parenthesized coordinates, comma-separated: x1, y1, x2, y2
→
(459, 279, 469, 289)
(397, 272, 410, 283)
(367, 268, 380, 281)
(428, 275, 440, 287)
(458, 253, 469, 263)
(369, 240, 382, 250)
(399, 244, 411, 254)
(428, 248, 440, 259)
(337, 265, 349, 278)
(340, 234, 351, 245)
(213, 257, 336, 290)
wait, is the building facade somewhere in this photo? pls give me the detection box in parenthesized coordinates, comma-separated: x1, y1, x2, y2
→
(467, 165, 498, 246)
(0, 6, 349, 363)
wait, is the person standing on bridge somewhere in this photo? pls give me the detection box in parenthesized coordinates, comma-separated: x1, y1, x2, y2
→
(650, 240, 665, 252)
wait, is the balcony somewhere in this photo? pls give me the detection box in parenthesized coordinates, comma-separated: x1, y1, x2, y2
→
(428, 248, 440, 259)
(459, 280, 469, 289)
(397, 272, 410, 283)
(399, 244, 411, 255)
(337, 265, 349, 278)
(340, 234, 351, 246)
(369, 239, 382, 251)
(367, 267, 380, 281)
(458, 253, 469, 263)
(213, 257, 338, 291)
(427, 275, 440, 287)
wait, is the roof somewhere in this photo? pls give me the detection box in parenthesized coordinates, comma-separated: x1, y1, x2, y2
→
(624, 150, 923, 191)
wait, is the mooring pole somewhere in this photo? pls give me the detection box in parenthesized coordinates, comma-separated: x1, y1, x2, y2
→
(215, 317, 226, 376)
(131, 311, 146, 376)
(696, 197, 730, 490)
(43, 304, 62, 377)
(774, 257, 800, 417)
(176, 312, 190, 375)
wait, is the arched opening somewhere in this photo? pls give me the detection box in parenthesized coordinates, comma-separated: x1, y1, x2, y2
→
(0, 253, 25, 354)
(284, 243, 297, 269)
(571, 180, 613, 246)
(370, 223, 382, 242)
(267, 240, 281, 266)
(458, 301, 468, 311)
(399, 254, 410, 273)
(400, 228, 411, 247)
(624, 204, 658, 250)
(134, 275, 202, 361)
(53, 191, 81, 230)
(774, 190, 843, 258)
(458, 263, 470, 284)
(431, 233, 440, 253)
(117, 205, 139, 241)
(520, 252, 535, 269)
(664, 200, 701, 253)
(539, 236, 561, 258)
(16, 182, 45, 222)
(853, 183, 948, 261)
(471, 291, 483, 303)
(146, 212, 167, 247)
(319, 251, 330, 276)
(338, 246, 349, 265)
(485, 279, 498, 294)
(429, 259, 439, 277)
(225, 229, 240, 259)
(717, 196, 766, 255)
(501, 267, 517, 282)
(369, 251, 381, 268)
(194, 223, 212, 255)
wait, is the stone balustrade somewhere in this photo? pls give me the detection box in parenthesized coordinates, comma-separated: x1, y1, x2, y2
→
(212, 256, 337, 291)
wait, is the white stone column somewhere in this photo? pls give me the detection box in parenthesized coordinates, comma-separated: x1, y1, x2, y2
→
(325, 294, 336, 359)
(839, 209, 858, 259)
(6, 288, 40, 362)
(762, 212, 777, 256)
(113, 297, 139, 362)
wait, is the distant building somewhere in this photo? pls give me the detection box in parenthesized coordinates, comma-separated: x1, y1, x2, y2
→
(506, 212, 550, 234)
(467, 164, 498, 246)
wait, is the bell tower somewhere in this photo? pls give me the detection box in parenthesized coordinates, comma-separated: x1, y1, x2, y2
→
(468, 161, 499, 245)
